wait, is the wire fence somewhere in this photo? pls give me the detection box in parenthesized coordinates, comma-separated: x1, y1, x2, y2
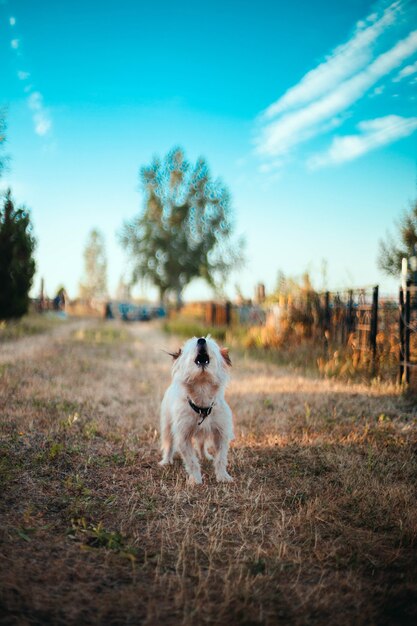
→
(187, 285, 416, 386)
(399, 282, 417, 386)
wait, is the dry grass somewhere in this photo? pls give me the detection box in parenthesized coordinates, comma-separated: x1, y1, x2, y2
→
(1, 318, 417, 625)
(0, 313, 66, 343)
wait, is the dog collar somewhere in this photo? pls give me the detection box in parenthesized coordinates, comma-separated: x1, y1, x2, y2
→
(187, 397, 214, 426)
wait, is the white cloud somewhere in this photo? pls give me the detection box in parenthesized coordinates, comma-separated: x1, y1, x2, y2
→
(255, 0, 417, 171)
(257, 28, 417, 159)
(308, 115, 417, 168)
(8, 20, 54, 140)
(28, 91, 52, 136)
(33, 113, 52, 136)
(28, 91, 43, 110)
(262, 1, 401, 121)
(393, 59, 417, 80)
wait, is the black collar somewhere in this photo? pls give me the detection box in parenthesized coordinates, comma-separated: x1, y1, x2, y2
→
(187, 397, 214, 425)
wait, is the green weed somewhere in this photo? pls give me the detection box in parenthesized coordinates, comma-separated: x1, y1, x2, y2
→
(68, 518, 138, 560)
(73, 326, 129, 344)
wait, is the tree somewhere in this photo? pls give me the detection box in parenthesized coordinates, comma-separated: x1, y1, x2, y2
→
(120, 147, 243, 303)
(378, 199, 417, 276)
(0, 189, 36, 319)
(79, 229, 108, 300)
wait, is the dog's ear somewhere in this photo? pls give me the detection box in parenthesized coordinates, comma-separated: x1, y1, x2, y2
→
(220, 347, 232, 367)
(168, 349, 182, 360)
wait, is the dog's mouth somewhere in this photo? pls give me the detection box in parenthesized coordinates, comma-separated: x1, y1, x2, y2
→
(194, 337, 210, 368)
(195, 351, 210, 367)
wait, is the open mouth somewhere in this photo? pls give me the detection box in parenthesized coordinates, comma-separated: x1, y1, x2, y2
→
(195, 337, 209, 367)
(195, 352, 210, 367)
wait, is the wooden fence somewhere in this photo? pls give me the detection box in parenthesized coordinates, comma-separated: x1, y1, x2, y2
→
(399, 282, 417, 385)
(202, 287, 382, 357)
(192, 286, 417, 386)
(205, 301, 232, 326)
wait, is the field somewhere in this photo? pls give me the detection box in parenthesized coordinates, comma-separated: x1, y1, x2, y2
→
(1, 317, 417, 625)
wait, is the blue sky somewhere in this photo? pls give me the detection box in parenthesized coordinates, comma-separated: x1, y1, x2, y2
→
(1, 0, 416, 301)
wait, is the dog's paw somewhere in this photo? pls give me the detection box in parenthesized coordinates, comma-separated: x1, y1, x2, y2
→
(159, 458, 173, 466)
(216, 471, 233, 483)
(204, 451, 214, 461)
(187, 474, 203, 486)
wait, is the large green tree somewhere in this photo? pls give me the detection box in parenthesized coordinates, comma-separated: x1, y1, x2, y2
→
(0, 189, 36, 319)
(120, 147, 243, 303)
(378, 199, 417, 276)
(79, 228, 108, 299)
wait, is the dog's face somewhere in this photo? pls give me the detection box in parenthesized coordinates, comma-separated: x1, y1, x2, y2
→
(170, 336, 231, 385)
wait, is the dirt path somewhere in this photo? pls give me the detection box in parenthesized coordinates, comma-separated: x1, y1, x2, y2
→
(0, 317, 94, 365)
(1, 318, 411, 428)
(1, 319, 416, 626)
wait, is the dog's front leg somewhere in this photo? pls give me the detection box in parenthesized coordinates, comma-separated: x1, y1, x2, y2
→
(176, 436, 203, 485)
(213, 429, 233, 482)
(159, 408, 174, 465)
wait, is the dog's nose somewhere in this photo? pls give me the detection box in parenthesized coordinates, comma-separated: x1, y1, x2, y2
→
(197, 337, 206, 346)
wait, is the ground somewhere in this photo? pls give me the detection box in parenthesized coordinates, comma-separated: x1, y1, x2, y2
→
(0, 318, 416, 625)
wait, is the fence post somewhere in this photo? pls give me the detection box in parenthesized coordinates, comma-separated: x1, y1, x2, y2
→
(211, 302, 216, 326)
(347, 290, 354, 334)
(322, 291, 330, 350)
(39, 277, 45, 313)
(399, 286, 405, 384)
(225, 301, 231, 326)
(325, 291, 331, 330)
(305, 291, 313, 338)
(370, 285, 379, 363)
(405, 282, 411, 385)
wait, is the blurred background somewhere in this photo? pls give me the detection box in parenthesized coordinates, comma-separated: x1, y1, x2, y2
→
(1, 0, 417, 384)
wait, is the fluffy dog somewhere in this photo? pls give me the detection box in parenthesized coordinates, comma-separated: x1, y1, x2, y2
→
(160, 336, 233, 484)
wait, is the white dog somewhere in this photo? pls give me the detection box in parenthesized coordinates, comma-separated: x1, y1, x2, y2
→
(159, 335, 234, 484)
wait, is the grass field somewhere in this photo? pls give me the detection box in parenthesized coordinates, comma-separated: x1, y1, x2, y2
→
(0, 312, 66, 343)
(1, 318, 416, 625)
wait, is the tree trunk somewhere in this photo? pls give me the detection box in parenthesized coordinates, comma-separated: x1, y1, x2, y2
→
(159, 286, 167, 308)
(175, 288, 183, 311)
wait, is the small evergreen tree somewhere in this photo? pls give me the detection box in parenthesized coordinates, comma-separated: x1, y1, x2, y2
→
(378, 199, 417, 276)
(0, 189, 36, 320)
(79, 229, 108, 299)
